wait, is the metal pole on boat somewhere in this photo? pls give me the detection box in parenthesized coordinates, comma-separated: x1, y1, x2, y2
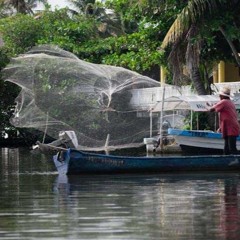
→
(105, 134, 110, 155)
(150, 110, 152, 137)
(172, 111, 175, 128)
(191, 110, 193, 130)
(197, 113, 199, 130)
(215, 113, 218, 132)
(42, 112, 49, 143)
(160, 86, 166, 151)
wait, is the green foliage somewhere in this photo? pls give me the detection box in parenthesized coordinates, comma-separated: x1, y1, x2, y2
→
(105, 0, 185, 34)
(0, 47, 9, 70)
(0, 1, 185, 73)
(183, 111, 211, 131)
(0, 80, 20, 137)
(37, 10, 99, 50)
(0, 14, 40, 56)
(73, 32, 164, 72)
(0, 49, 20, 138)
(0, 9, 100, 56)
(199, 6, 240, 65)
(101, 36, 163, 72)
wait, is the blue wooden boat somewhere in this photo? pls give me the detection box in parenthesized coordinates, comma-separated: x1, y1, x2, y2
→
(53, 148, 240, 175)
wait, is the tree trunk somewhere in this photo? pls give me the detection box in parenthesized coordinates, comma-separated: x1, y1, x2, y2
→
(190, 67, 207, 95)
(219, 26, 240, 67)
(186, 25, 207, 95)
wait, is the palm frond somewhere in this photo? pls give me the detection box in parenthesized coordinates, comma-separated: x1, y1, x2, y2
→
(161, 0, 223, 49)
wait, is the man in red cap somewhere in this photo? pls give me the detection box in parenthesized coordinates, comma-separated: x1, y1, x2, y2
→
(209, 86, 240, 154)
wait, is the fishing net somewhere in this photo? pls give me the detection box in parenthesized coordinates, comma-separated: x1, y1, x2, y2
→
(3, 45, 160, 151)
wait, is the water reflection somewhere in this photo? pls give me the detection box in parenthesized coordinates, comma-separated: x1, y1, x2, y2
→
(1, 148, 240, 239)
(53, 173, 240, 240)
(221, 179, 240, 240)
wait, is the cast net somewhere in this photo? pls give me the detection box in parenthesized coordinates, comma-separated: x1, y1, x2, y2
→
(3, 45, 160, 151)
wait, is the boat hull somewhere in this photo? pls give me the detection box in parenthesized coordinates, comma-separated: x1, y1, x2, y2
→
(53, 149, 240, 175)
(179, 144, 223, 155)
(168, 128, 240, 154)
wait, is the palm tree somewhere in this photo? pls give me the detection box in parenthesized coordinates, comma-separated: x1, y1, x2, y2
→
(3, 0, 47, 14)
(161, 0, 240, 95)
(68, 0, 95, 14)
(0, 0, 12, 17)
(26, 0, 48, 10)
(68, 0, 124, 37)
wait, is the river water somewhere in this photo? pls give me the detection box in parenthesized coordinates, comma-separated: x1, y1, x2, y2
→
(0, 147, 240, 240)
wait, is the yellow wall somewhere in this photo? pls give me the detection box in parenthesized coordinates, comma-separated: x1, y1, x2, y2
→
(160, 66, 166, 87)
(225, 63, 240, 82)
(218, 61, 225, 82)
(214, 62, 240, 83)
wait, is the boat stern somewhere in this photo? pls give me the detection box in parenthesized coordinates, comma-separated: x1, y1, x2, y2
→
(53, 149, 70, 175)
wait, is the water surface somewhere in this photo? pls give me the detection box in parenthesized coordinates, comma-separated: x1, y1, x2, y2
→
(0, 148, 240, 239)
